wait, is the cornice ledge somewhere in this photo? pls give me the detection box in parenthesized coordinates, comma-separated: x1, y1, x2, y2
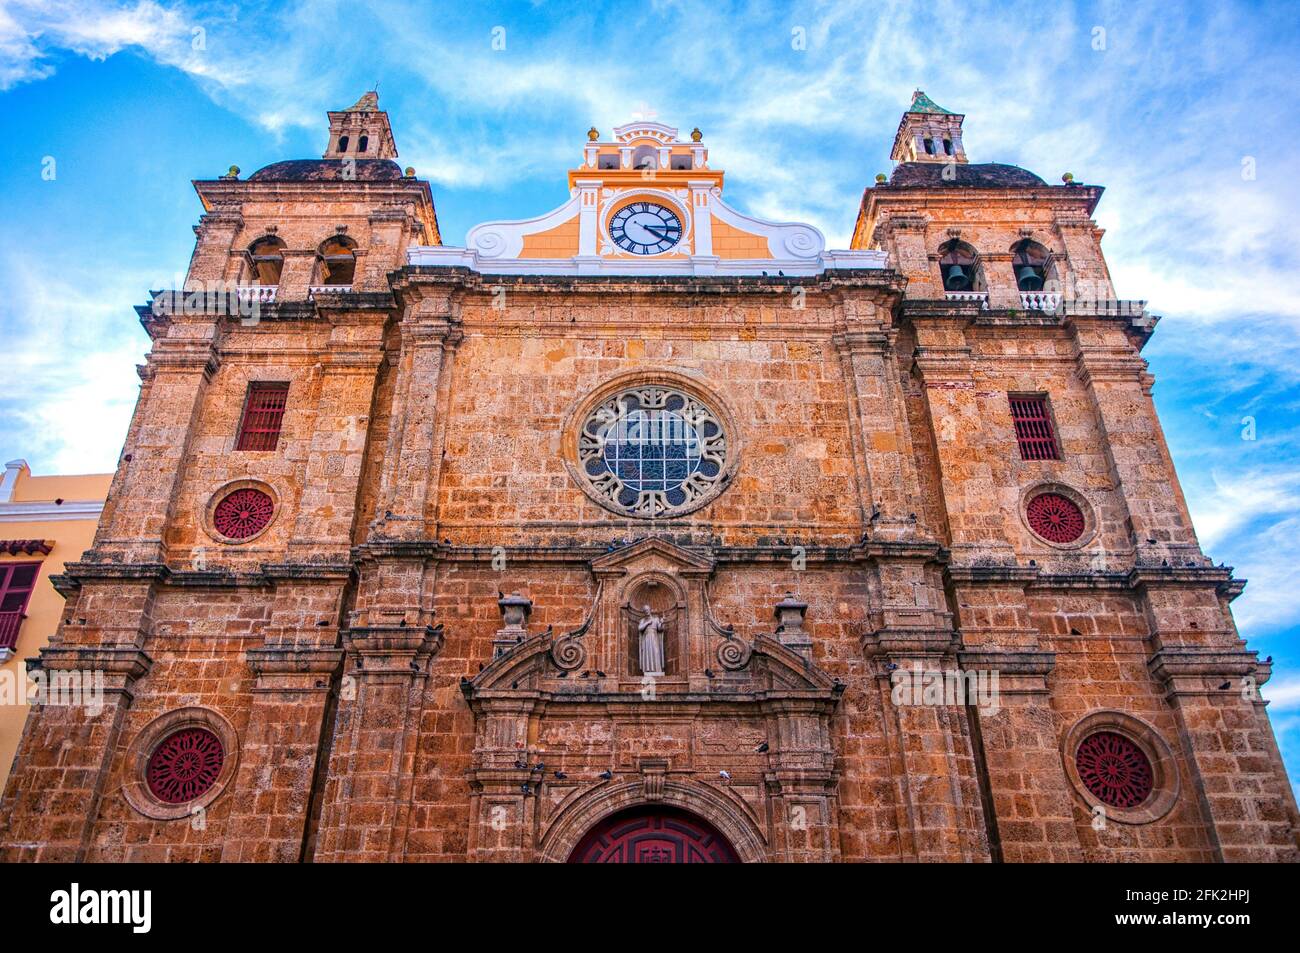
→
(947, 564, 1040, 585)
(957, 648, 1056, 677)
(852, 538, 949, 563)
(55, 561, 171, 589)
(902, 299, 983, 318)
(310, 290, 396, 310)
(344, 621, 445, 671)
(35, 644, 153, 681)
(261, 561, 354, 582)
(1148, 645, 1260, 685)
(165, 569, 259, 588)
(1127, 565, 1235, 590)
(245, 645, 345, 677)
(1029, 571, 1132, 591)
(861, 626, 961, 660)
(353, 539, 447, 562)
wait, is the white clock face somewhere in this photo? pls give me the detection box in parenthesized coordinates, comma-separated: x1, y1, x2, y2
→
(608, 202, 683, 255)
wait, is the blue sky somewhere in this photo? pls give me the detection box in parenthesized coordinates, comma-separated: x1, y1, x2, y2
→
(1, 0, 1298, 793)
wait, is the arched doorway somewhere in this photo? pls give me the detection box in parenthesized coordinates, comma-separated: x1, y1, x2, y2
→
(568, 806, 740, 863)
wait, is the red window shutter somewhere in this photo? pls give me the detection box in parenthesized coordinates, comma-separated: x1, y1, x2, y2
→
(236, 382, 289, 451)
(0, 562, 40, 652)
(1009, 395, 1060, 460)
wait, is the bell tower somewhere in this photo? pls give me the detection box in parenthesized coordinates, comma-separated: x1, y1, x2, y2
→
(890, 89, 967, 164)
(324, 90, 398, 159)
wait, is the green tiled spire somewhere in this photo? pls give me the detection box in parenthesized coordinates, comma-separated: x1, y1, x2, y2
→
(907, 90, 954, 115)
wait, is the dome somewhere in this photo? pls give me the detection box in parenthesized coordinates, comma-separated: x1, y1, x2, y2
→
(886, 162, 1048, 188)
(247, 158, 406, 182)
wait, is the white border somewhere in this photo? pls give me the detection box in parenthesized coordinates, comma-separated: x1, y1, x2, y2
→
(0, 500, 104, 523)
(407, 245, 886, 277)
(465, 192, 582, 260)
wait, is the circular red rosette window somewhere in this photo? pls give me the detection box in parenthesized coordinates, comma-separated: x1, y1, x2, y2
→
(1026, 491, 1085, 543)
(212, 487, 274, 539)
(1075, 730, 1154, 808)
(146, 727, 224, 804)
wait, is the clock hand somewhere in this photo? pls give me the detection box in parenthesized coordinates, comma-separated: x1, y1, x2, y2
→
(642, 224, 674, 239)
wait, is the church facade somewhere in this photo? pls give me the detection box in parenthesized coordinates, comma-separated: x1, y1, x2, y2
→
(1, 91, 1296, 862)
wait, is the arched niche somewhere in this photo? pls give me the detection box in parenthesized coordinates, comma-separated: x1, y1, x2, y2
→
(621, 572, 685, 677)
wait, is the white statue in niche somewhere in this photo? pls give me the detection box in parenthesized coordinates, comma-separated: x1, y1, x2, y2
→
(638, 605, 666, 676)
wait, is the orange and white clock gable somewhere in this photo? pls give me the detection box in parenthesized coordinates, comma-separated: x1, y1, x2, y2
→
(408, 121, 885, 276)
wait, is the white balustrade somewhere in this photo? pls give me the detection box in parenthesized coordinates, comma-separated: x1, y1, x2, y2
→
(1019, 291, 1061, 311)
(944, 290, 988, 307)
(236, 285, 278, 304)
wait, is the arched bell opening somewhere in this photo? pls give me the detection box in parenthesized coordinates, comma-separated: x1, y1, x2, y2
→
(1011, 238, 1055, 291)
(938, 238, 984, 292)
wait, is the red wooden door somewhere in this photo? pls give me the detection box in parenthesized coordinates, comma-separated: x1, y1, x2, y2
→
(568, 807, 739, 863)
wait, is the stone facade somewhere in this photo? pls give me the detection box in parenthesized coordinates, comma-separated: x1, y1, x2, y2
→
(1, 91, 1295, 863)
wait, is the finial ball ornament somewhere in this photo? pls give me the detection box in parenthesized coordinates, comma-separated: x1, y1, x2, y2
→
(690, 127, 703, 142)
(405, 166, 416, 177)
(875, 173, 887, 184)
(587, 126, 600, 141)
(1062, 172, 1075, 183)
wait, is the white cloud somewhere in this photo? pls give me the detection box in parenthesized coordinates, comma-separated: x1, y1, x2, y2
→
(0, 250, 150, 473)
(1263, 674, 1300, 712)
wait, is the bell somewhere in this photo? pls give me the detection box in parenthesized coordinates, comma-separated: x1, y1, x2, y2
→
(944, 264, 970, 290)
(1016, 266, 1043, 291)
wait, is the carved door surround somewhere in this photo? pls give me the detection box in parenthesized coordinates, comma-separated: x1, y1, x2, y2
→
(567, 806, 740, 863)
(461, 537, 844, 862)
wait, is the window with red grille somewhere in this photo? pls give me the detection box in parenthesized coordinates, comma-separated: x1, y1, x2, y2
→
(0, 562, 40, 652)
(1076, 731, 1154, 808)
(1009, 395, 1060, 460)
(212, 488, 275, 540)
(235, 382, 289, 451)
(1026, 492, 1086, 543)
(146, 727, 224, 804)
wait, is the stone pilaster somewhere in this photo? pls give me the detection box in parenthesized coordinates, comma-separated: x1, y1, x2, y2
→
(764, 699, 840, 862)
(1142, 571, 1300, 862)
(834, 300, 927, 535)
(185, 208, 244, 286)
(949, 566, 1084, 862)
(861, 547, 990, 862)
(0, 573, 156, 861)
(220, 644, 342, 862)
(1071, 317, 1200, 563)
(1054, 214, 1114, 302)
(371, 290, 461, 541)
(874, 214, 937, 298)
(285, 308, 387, 563)
(311, 612, 443, 862)
(465, 698, 541, 863)
(912, 315, 1017, 567)
(92, 317, 222, 565)
(361, 208, 415, 291)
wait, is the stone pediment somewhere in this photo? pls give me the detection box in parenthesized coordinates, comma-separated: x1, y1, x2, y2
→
(465, 536, 840, 702)
(463, 629, 840, 702)
(589, 537, 715, 576)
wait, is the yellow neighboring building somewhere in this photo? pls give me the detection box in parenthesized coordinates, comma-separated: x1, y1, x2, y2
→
(0, 459, 111, 789)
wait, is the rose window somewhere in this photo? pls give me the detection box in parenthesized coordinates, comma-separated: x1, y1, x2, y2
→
(212, 487, 275, 539)
(1075, 731, 1154, 808)
(578, 386, 728, 517)
(1026, 491, 1085, 543)
(146, 727, 225, 804)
